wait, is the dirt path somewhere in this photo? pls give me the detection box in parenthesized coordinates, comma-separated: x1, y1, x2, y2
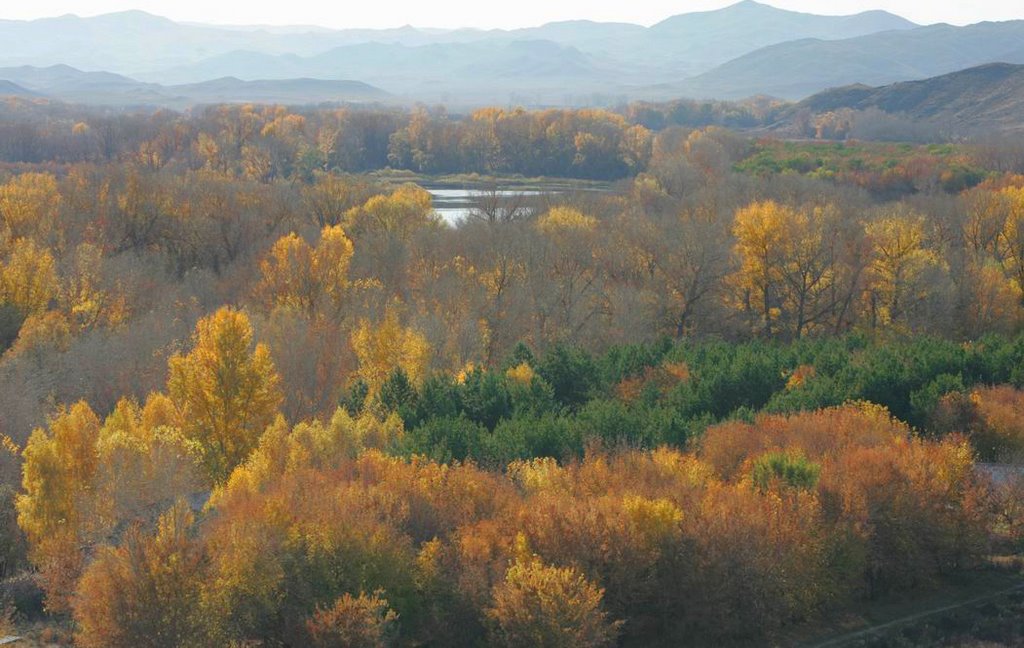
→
(806, 580, 1024, 647)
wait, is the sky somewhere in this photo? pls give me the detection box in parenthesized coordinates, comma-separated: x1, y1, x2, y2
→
(1, 0, 1021, 30)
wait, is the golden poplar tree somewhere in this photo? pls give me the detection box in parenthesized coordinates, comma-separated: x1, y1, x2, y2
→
(864, 212, 943, 329)
(0, 237, 58, 316)
(17, 401, 102, 611)
(257, 233, 318, 312)
(0, 172, 61, 241)
(344, 184, 435, 239)
(167, 307, 282, 484)
(731, 201, 853, 338)
(257, 225, 354, 315)
(995, 186, 1024, 299)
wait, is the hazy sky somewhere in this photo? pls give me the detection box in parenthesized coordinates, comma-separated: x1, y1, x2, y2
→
(2, 0, 1022, 30)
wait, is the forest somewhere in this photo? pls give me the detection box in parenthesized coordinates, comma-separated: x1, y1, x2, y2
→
(0, 99, 1022, 646)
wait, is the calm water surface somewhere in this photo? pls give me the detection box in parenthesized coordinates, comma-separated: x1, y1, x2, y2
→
(427, 188, 546, 224)
(425, 182, 611, 225)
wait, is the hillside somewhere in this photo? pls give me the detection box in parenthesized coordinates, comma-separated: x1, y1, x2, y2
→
(795, 63, 1024, 132)
(151, 2, 916, 93)
(0, 65, 389, 106)
(168, 77, 389, 104)
(0, 11, 366, 75)
(0, 79, 38, 97)
(684, 20, 1024, 99)
(782, 63, 1024, 134)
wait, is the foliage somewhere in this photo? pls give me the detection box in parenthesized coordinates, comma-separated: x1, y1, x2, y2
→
(0, 237, 58, 317)
(352, 307, 432, 401)
(17, 401, 102, 611)
(256, 225, 354, 315)
(0, 101, 1021, 647)
(933, 385, 1024, 461)
(306, 591, 399, 648)
(487, 556, 619, 648)
(750, 451, 821, 492)
(735, 140, 987, 197)
(167, 307, 282, 484)
(74, 501, 208, 648)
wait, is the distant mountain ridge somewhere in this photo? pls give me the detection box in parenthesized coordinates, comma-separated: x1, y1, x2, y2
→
(151, 40, 615, 105)
(4, 3, 1024, 110)
(0, 2, 921, 105)
(684, 20, 1024, 99)
(643, 1, 915, 72)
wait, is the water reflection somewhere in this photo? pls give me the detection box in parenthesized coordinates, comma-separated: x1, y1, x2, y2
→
(428, 188, 546, 225)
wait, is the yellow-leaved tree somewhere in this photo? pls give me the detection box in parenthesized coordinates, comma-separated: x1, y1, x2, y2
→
(93, 396, 199, 528)
(63, 242, 127, 330)
(315, 224, 355, 310)
(17, 395, 200, 612)
(257, 225, 354, 315)
(257, 232, 318, 312)
(994, 186, 1024, 299)
(863, 211, 945, 330)
(731, 201, 788, 337)
(343, 184, 435, 240)
(535, 206, 597, 234)
(1, 237, 58, 317)
(168, 307, 282, 484)
(487, 549, 619, 648)
(731, 201, 854, 338)
(0, 172, 61, 242)
(351, 306, 431, 400)
(17, 401, 102, 611)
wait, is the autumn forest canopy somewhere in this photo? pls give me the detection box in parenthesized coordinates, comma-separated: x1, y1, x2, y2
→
(0, 99, 1022, 646)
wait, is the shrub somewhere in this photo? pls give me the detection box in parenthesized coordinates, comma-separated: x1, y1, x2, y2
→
(306, 591, 398, 648)
(73, 502, 208, 648)
(750, 451, 821, 492)
(487, 557, 619, 648)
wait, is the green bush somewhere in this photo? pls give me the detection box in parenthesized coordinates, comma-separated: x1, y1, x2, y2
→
(751, 452, 821, 492)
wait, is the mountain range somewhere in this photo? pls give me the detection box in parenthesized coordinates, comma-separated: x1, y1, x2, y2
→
(0, 2, 1022, 107)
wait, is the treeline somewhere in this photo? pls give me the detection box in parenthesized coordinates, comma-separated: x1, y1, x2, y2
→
(622, 96, 789, 131)
(388, 107, 652, 178)
(3, 99, 1023, 185)
(0, 100, 652, 180)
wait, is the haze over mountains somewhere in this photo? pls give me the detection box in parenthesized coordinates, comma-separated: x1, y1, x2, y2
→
(0, 1, 1022, 107)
